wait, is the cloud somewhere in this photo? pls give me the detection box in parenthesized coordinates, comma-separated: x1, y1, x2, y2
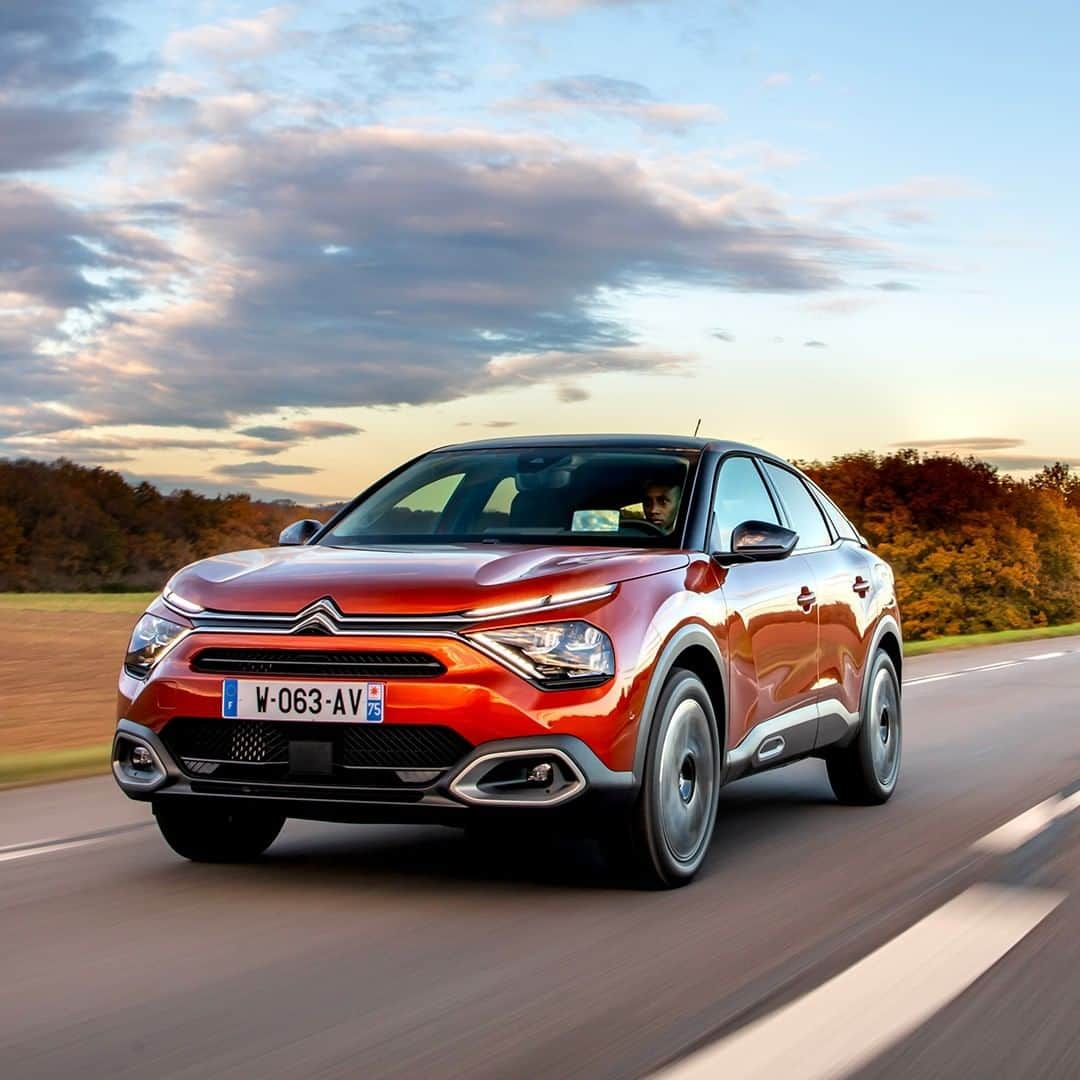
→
(875, 280, 918, 292)
(764, 73, 791, 88)
(164, 6, 296, 62)
(0, 105, 120, 171)
(293, 419, 362, 438)
(486, 346, 692, 385)
(502, 75, 722, 132)
(214, 460, 322, 478)
(0, 1, 122, 93)
(804, 339, 827, 348)
(491, 0, 664, 20)
(0, 1, 130, 172)
(807, 295, 878, 315)
(0, 124, 882, 436)
(814, 177, 980, 227)
(236, 420, 362, 444)
(892, 437, 1025, 452)
(484, 420, 519, 427)
(0, 180, 172, 419)
(981, 455, 1080, 472)
(556, 385, 589, 402)
(711, 330, 735, 342)
(0, 431, 295, 461)
(332, 3, 466, 99)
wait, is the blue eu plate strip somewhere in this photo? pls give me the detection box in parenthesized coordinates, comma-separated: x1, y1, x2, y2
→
(222, 678, 238, 718)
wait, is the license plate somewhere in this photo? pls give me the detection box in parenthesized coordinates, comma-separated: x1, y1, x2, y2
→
(221, 679, 385, 723)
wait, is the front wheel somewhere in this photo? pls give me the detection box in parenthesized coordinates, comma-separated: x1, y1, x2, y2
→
(154, 801, 285, 862)
(626, 668, 722, 888)
(826, 651, 902, 805)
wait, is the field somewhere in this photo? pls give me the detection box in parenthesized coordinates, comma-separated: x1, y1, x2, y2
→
(2, 593, 1079, 787)
(0, 607, 140, 754)
(0, 595, 150, 785)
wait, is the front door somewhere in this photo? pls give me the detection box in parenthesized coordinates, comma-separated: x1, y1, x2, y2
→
(710, 455, 821, 759)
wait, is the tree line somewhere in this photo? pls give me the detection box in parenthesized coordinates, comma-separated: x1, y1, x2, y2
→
(0, 458, 336, 593)
(2, 452, 1080, 640)
(801, 451, 1080, 639)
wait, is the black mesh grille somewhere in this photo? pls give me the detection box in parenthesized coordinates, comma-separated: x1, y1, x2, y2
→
(161, 718, 472, 787)
(190, 648, 446, 678)
(341, 724, 473, 767)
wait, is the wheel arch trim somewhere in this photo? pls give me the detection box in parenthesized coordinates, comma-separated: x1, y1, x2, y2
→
(631, 622, 727, 782)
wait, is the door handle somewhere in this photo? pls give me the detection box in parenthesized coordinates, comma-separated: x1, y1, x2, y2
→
(797, 586, 816, 611)
(853, 576, 871, 597)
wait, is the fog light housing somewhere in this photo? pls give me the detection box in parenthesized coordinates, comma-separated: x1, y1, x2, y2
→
(112, 735, 166, 790)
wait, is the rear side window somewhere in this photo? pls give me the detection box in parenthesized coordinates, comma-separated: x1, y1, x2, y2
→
(811, 483, 860, 543)
(761, 463, 832, 550)
(711, 456, 779, 551)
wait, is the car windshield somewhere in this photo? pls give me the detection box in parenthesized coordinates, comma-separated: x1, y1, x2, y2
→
(320, 447, 699, 548)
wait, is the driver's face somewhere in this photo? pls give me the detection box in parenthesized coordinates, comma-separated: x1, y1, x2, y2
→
(643, 484, 680, 531)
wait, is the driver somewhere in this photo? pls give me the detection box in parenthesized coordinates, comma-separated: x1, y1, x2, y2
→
(642, 478, 682, 533)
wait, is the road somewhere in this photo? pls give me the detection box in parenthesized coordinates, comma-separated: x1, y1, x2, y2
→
(2, 636, 1079, 1078)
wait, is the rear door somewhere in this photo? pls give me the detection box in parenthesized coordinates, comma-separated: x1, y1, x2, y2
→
(804, 480, 878, 739)
(711, 455, 820, 757)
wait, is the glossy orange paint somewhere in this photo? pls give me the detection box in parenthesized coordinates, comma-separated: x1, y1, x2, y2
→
(118, 536, 898, 776)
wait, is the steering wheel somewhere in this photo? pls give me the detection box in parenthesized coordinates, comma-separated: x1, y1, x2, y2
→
(619, 518, 666, 536)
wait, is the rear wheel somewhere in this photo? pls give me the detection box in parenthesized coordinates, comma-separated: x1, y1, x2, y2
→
(625, 668, 721, 888)
(826, 651, 902, 805)
(154, 801, 285, 862)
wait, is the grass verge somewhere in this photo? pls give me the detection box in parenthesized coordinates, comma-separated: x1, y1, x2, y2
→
(905, 621, 1080, 656)
(0, 592, 156, 614)
(0, 744, 111, 790)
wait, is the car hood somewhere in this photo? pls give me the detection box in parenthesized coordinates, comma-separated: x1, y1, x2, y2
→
(166, 544, 689, 616)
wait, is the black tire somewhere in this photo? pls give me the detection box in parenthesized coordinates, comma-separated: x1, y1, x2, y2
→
(624, 668, 722, 888)
(826, 651, 902, 805)
(154, 801, 285, 862)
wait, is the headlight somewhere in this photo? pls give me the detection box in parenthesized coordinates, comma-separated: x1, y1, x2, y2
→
(469, 621, 615, 688)
(124, 614, 188, 678)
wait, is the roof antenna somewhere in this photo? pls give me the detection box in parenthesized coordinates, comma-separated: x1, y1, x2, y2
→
(692, 417, 701, 437)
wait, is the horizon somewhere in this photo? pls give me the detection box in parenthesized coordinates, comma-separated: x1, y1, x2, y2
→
(5, 435, 1074, 506)
(3, 1, 1078, 502)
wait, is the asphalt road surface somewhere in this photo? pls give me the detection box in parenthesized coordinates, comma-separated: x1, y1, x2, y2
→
(3, 636, 1079, 1079)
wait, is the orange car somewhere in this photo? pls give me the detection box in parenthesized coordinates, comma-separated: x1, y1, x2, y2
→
(113, 436, 902, 887)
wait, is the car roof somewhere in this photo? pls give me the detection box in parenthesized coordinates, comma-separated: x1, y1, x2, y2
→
(432, 433, 787, 461)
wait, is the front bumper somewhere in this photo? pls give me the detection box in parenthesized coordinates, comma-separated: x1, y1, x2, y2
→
(113, 718, 636, 826)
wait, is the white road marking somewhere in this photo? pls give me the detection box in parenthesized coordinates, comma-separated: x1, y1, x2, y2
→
(903, 646, 1076, 688)
(655, 885, 1063, 1080)
(904, 672, 963, 686)
(0, 836, 107, 863)
(974, 789, 1080, 854)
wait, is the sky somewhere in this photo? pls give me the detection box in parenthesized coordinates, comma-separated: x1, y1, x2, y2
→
(1, 0, 1078, 503)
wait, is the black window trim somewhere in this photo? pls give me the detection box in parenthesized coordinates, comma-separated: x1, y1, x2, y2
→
(803, 477, 864, 547)
(756, 459, 839, 555)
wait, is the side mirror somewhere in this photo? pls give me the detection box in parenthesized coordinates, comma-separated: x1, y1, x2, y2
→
(278, 518, 322, 546)
(719, 519, 798, 562)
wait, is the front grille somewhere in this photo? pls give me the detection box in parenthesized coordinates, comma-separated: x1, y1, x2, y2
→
(161, 718, 473, 788)
(190, 648, 446, 678)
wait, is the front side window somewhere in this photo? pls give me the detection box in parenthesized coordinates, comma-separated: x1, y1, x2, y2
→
(321, 448, 699, 547)
(711, 456, 779, 552)
(762, 463, 832, 550)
